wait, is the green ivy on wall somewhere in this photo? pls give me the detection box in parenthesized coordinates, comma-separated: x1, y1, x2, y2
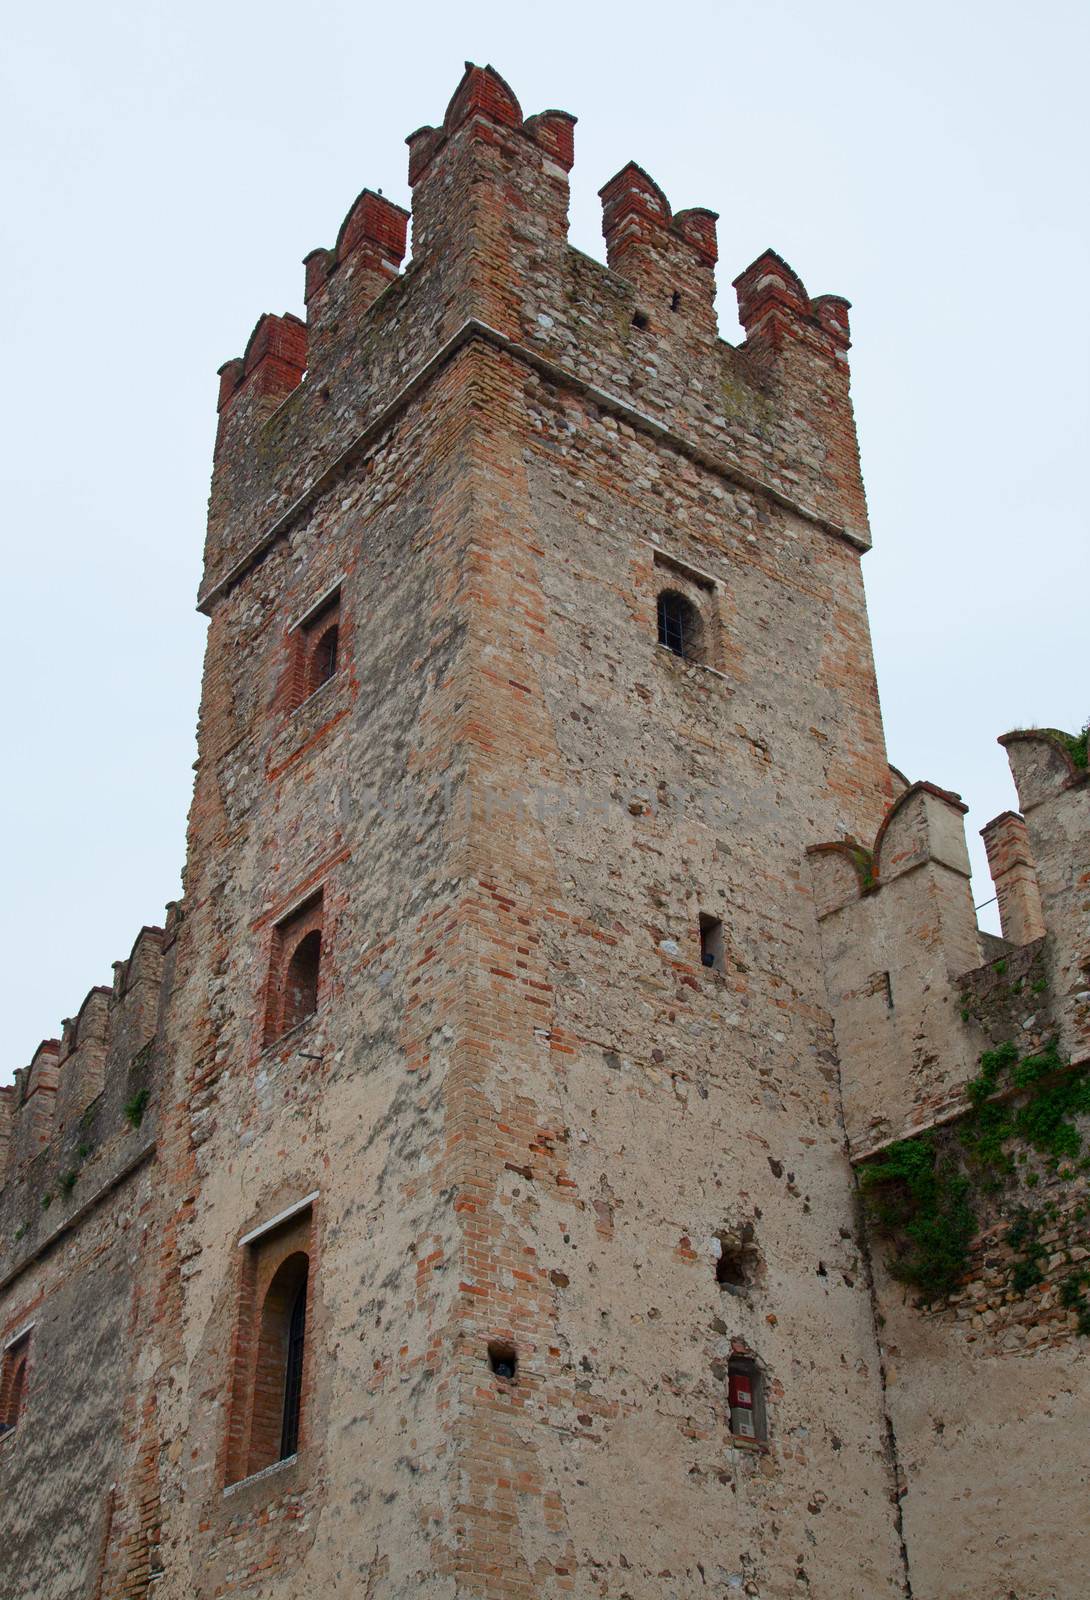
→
(1049, 721, 1089, 770)
(859, 1039, 1090, 1320)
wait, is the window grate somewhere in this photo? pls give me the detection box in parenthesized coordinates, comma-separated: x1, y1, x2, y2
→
(280, 1275, 308, 1460)
(657, 591, 696, 658)
(311, 624, 339, 691)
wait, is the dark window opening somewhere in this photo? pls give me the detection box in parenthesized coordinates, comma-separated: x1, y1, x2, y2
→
(670, 290, 682, 312)
(631, 310, 649, 330)
(280, 1272, 308, 1460)
(728, 1354, 767, 1443)
(283, 931, 321, 1034)
(488, 1341, 518, 1382)
(227, 1212, 314, 1487)
(657, 589, 702, 661)
(309, 624, 339, 693)
(700, 913, 725, 972)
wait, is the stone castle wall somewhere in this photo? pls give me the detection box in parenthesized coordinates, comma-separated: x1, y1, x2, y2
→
(1, 62, 1086, 1600)
(812, 730, 1089, 1600)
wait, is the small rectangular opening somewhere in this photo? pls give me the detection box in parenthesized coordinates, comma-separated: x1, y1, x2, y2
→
(700, 914, 725, 973)
(488, 1340, 518, 1382)
(728, 1355, 767, 1444)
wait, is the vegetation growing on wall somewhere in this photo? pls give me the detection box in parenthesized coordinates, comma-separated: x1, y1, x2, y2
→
(860, 1039, 1090, 1319)
(1027, 721, 1089, 770)
(1053, 720, 1089, 770)
(123, 1088, 150, 1129)
(846, 842, 877, 892)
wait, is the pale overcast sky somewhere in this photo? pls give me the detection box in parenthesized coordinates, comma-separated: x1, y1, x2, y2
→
(1, 1, 1086, 1081)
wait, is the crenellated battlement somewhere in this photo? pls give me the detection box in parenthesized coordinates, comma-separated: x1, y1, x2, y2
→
(0, 915, 176, 1268)
(199, 61, 867, 614)
(809, 725, 1089, 1154)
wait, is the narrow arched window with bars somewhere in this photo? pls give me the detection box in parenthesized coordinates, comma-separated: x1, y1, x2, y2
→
(225, 1202, 315, 1488)
(280, 1274, 308, 1460)
(657, 589, 703, 661)
(237, 1249, 311, 1479)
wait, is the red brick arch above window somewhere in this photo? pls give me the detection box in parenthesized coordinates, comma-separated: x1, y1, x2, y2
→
(224, 1204, 315, 1487)
(263, 893, 324, 1046)
(1, 1332, 31, 1433)
(289, 590, 342, 712)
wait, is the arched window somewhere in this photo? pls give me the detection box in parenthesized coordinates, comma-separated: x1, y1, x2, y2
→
(1, 1335, 30, 1433)
(226, 1203, 315, 1488)
(657, 589, 702, 661)
(247, 1253, 309, 1476)
(264, 894, 325, 1046)
(291, 588, 342, 710)
(282, 931, 321, 1033)
(309, 624, 339, 694)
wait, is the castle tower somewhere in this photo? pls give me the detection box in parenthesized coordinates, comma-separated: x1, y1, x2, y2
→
(132, 64, 906, 1597)
(21, 64, 1090, 1600)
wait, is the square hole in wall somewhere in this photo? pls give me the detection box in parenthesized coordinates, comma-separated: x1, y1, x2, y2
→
(700, 913, 725, 973)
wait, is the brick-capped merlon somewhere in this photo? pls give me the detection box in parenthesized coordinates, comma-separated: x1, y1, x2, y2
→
(598, 162, 718, 268)
(810, 293, 852, 349)
(217, 312, 307, 414)
(303, 189, 409, 307)
(980, 810, 1046, 945)
(732, 247, 810, 337)
(406, 61, 524, 185)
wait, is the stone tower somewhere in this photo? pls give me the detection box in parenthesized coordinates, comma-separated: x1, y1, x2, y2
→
(2, 64, 1087, 1600)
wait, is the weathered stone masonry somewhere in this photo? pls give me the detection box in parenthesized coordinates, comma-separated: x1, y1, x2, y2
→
(1, 63, 1087, 1600)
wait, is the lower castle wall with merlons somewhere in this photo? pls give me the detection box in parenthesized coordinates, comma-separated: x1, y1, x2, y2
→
(811, 731, 1090, 1600)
